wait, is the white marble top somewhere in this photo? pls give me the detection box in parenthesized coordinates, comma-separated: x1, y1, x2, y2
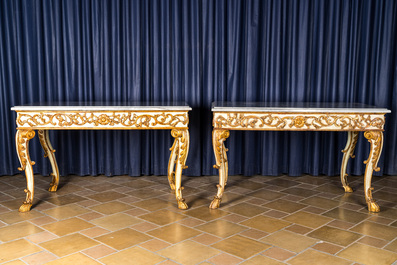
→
(212, 102, 390, 113)
(11, 102, 192, 111)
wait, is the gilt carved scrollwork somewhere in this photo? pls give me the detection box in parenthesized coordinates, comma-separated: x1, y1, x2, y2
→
(16, 130, 36, 171)
(170, 129, 189, 168)
(363, 131, 382, 172)
(214, 113, 385, 130)
(17, 112, 189, 128)
(213, 130, 230, 169)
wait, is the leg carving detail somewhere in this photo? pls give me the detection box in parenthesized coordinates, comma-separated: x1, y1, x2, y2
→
(16, 130, 36, 212)
(38, 130, 60, 192)
(363, 131, 383, 212)
(169, 129, 190, 210)
(340, 131, 358, 193)
(210, 129, 229, 209)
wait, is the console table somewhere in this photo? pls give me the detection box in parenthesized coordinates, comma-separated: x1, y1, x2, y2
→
(210, 102, 390, 212)
(12, 102, 191, 212)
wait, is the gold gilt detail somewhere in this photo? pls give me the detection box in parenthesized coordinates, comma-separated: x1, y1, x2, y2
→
(363, 131, 382, 172)
(342, 131, 359, 159)
(17, 112, 188, 128)
(16, 130, 36, 171)
(171, 129, 188, 168)
(38, 130, 56, 158)
(214, 113, 385, 130)
(213, 130, 230, 169)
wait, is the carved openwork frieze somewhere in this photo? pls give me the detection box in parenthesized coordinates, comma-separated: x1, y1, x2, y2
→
(16, 111, 189, 129)
(213, 112, 386, 131)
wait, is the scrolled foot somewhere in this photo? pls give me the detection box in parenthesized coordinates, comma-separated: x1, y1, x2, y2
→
(177, 199, 188, 210)
(48, 184, 58, 192)
(209, 196, 222, 209)
(343, 185, 353, 193)
(367, 201, 380, 213)
(19, 202, 32, 212)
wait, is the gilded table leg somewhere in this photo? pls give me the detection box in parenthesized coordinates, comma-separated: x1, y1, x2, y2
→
(170, 129, 189, 210)
(340, 131, 359, 192)
(210, 129, 229, 209)
(38, 130, 59, 192)
(363, 131, 383, 212)
(15, 129, 36, 212)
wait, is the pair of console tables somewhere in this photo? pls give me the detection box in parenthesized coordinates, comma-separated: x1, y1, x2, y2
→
(11, 102, 390, 213)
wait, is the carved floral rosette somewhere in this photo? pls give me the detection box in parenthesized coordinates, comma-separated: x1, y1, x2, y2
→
(213, 112, 386, 131)
(16, 111, 189, 129)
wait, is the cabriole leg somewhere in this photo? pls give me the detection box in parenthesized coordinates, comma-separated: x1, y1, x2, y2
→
(16, 129, 36, 212)
(170, 129, 190, 209)
(210, 129, 229, 209)
(363, 131, 383, 212)
(38, 130, 59, 192)
(340, 131, 359, 192)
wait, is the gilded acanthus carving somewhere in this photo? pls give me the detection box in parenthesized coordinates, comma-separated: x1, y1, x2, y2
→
(171, 129, 189, 168)
(213, 130, 230, 169)
(16, 130, 36, 171)
(214, 113, 385, 130)
(363, 131, 382, 172)
(17, 112, 189, 128)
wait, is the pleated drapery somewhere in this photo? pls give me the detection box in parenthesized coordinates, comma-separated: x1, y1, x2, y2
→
(1, 0, 396, 177)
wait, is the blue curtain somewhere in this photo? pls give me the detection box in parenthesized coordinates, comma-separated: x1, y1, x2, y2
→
(1, 0, 396, 177)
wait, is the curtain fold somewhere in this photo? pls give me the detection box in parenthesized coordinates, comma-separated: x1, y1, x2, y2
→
(1, 0, 396, 177)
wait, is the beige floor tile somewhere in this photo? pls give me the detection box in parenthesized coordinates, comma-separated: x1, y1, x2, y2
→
(196, 219, 247, 238)
(91, 212, 142, 231)
(240, 228, 268, 239)
(192, 233, 221, 245)
(283, 211, 332, 228)
(26, 231, 58, 244)
(133, 198, 173, 211)
(177, 217, 205, 227)
(41, 217, 94, 236)
(131, 221, 159, 232)
(158, 240, 220, 265)
(95, 228, 152, 250)
(2, 260, 26, 265)
(80, 227, 110, 238)
(212, 235, 271, 259)
(338, 243, 397, 265)
(225, 202, 267, 217)
(240, 255, 285, 265)
(87, 191, 126, 202)
(86, 183, 121, 192)
(124, 179, 156, 189)
(147, 223, 200, 244)
(208, 253, 243, 265)
(0, 221, 43, 242)
(184, 206, 229, 221)
(0, 210, 44, 224)
(40, 233, 99, 257)
(241, 215, 291, 233)
(322, 207, 369, 223)
(221, 213, 248, 223)
(285, 224, 313, 235)
(29, 216, 57, 226)
(263, 246, 295, 261)
(308, 225, 362, 246)
(43, 204, 88, 219)
(0, 239, 43, 263)
(265, 178, 300, 188)
(83, 244, 117, 259)
(289, 249, 351, 265)
(385, 239, 397, 252)
(140, 238, 171, 252)
(100, 246, 165, 265)
(281, 187, 318, 197)
(22, 251, 57, 265)
(358, 236, 389, 248)
(311, 242, 343, 255)
(248, 189, 286, 201)
(89, 201, 132, 215)
(139, 209, 186, 225)
(263, 199, 306, 213)
(46, 194, 87, 206)
(301, 196, 340, 209)
(261, 230, 317, 253)
(327, 219, 356, 229)
(350, 221, 397, 241)
(45, 253, 101, 265)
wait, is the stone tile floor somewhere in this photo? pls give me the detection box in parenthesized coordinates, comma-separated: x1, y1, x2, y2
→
(0, 173, 397, 264)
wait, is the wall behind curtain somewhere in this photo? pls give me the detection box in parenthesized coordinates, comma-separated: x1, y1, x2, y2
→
(1, 0, 396, 178)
